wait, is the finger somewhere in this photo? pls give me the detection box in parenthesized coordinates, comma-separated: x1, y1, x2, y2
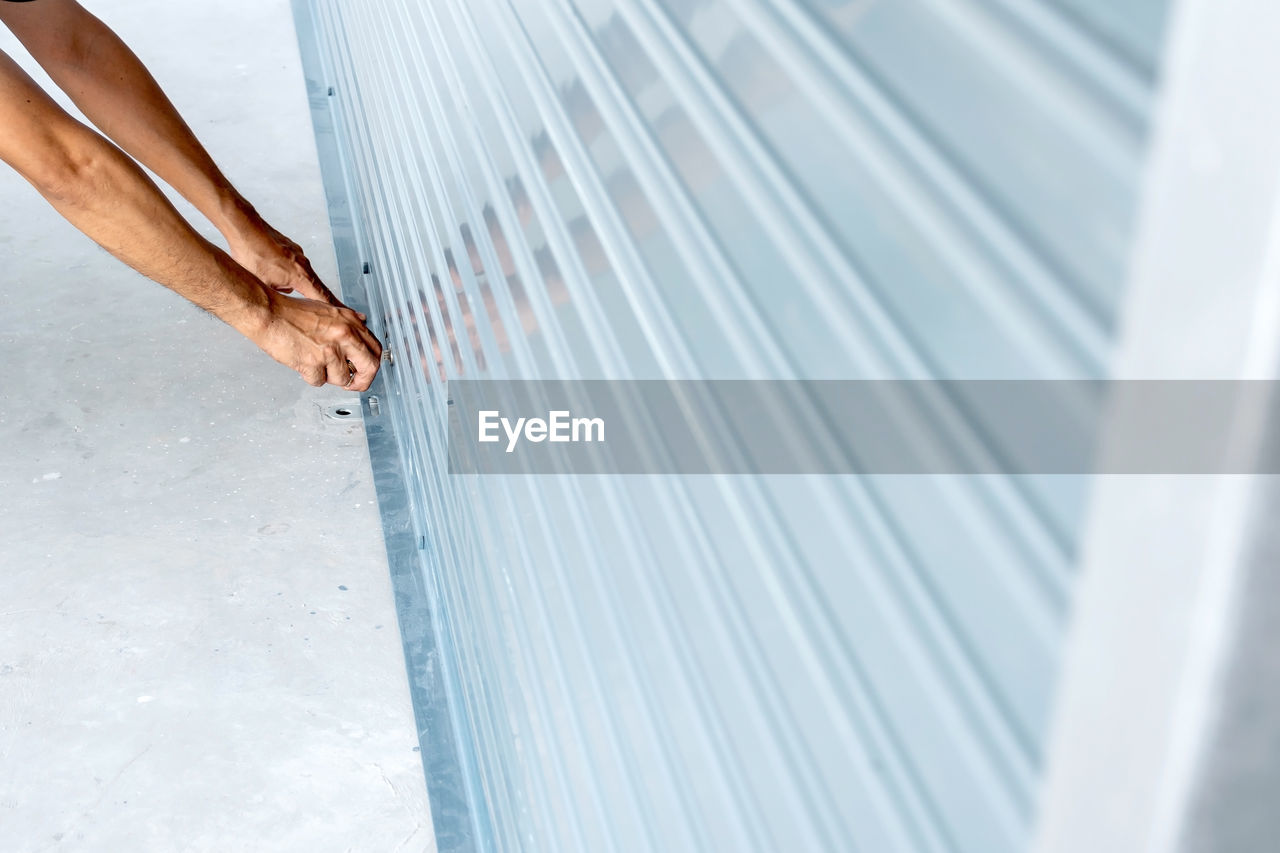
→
(343, 343, 380, 392)
(295, 274, 341, 307)
(312, 279, 341, 306)
(351, 320, 382, 361)
(345, 341, 379, 389)
(296, 257, 346, 308)
(334, 306, 380, 355)
(322, 346, 353, 388)
(283, 258, 337, 304)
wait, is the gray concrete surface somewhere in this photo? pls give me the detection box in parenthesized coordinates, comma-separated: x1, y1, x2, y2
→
(0, 1, 432, 850)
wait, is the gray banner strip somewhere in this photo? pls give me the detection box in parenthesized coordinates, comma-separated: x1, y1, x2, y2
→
(446, 380, 1280, 475)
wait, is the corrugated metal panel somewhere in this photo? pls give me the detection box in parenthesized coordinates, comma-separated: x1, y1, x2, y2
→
(294, 0, 1171, 850)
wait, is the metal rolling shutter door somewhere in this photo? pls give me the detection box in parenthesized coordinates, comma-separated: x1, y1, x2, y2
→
(295, 0, 1171, 849)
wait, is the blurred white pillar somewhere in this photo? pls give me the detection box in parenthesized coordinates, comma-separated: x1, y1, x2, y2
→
(1034, 1, 1280, 852)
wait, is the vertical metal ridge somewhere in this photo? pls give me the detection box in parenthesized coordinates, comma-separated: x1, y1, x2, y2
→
(292, 4, 488, 850)
(926, 0, 1139, 175)
(453, 3, 962, 829)
(499, 0, 781, 380)
(506, 0, 1059, 819)
(434, 8, 962, 834)
(407, 0, 582, 379)
(701, 477, 1029, 848)
(350, 6, 696, 840)
(971, 0, 1153, 121)
(353, 11, 619, 849)
(432, 0, 632, 378)
(358, 11, 921, 835)
(314, 7, 514, 844)
(352, 4, 507, 376)
(732, 0, 1112, 375)
(381, 0, 539, 378)
(659, 477, 957, 852)
(405, 10, 694, 843)
(604, 0, 1080, 611)
(295, 0, 1173, 849)
(338, 12, 625, 839)
(619, 0, 925, 375)
(384, 0, 550, 379)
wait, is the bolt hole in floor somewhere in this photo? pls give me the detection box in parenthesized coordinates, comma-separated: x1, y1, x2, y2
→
(323, 404, 360, 420)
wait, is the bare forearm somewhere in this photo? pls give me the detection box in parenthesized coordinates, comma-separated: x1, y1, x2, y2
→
(0, 48, 266, 334)
(25, 133, 381, 389)
(9, 120, 379, 390)
(15, 121, 381, 389)
(0, 20, 380, 390)
(0, 1, 351, 306)
(5, 1, 258, 239)
(38, 130, 270, 333)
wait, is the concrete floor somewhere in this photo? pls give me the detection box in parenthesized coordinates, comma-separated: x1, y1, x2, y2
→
(0, 1, 432, 850)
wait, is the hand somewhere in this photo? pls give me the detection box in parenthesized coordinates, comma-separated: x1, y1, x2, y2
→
(228, 217, 348, 308)
(248, 289, 383, 392)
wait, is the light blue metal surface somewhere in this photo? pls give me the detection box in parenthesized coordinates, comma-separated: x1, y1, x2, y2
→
(292, 6, 481, 848)
(293, 0, 1171, 850)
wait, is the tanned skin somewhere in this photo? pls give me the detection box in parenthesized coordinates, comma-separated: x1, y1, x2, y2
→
(0, 0, 381, 391)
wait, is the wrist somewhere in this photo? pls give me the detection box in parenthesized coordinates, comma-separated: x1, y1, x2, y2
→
(213, 192, 263, 246)
(215, 252, 277, 339)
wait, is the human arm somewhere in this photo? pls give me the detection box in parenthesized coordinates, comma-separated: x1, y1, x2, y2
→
(0, 0, 342, 304)
(0, 49, 381, 390)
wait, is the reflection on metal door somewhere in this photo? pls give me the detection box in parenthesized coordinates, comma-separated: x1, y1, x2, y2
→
(293, 0, 1171, 850)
